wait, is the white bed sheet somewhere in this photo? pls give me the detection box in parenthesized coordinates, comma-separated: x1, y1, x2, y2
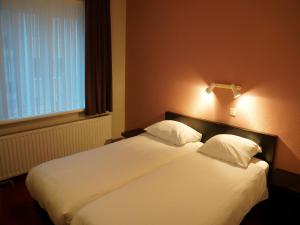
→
(26, 133, 202, 225)
(71, 153, 269, 225)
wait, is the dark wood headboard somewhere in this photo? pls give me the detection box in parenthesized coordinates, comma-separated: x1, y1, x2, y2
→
(165, 111, 277, 168)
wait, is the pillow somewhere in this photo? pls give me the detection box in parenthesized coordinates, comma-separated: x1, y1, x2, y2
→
(198, 134, 262, 168)
(145, 120, 202, 146)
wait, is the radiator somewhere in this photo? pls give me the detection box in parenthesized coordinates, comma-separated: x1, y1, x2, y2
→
(0, 115, 112, 181)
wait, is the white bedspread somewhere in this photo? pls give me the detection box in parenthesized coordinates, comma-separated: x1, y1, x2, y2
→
(71, 153, 268, 225)
(26, 133, 202, 225)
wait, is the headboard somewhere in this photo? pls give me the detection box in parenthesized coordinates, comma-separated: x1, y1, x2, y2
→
(165, 111, 277, 168)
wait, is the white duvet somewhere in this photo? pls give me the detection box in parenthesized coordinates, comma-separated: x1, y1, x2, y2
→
(26, 133, 202, 225)
(71, 153, 269, 225)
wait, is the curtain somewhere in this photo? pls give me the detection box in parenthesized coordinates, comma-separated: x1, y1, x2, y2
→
(85, 0, 112, 115)
(0, 0, 85, 121)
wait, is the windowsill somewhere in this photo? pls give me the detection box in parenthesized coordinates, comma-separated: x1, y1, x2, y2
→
(0, 109, 85, 126)
(0, 110, 111, 137)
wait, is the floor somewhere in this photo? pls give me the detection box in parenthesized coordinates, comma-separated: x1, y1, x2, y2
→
(0, 175, 53, 225)
(0, 175, 296, 225)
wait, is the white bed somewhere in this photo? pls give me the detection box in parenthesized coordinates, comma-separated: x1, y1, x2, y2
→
(71, 152, 269, 225)
(26, 133, 202, 225)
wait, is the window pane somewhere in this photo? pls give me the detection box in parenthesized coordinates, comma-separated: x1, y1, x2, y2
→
(0, 0, 85, 121)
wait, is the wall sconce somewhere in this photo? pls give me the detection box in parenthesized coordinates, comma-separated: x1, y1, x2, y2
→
(206, 83, 242, 99)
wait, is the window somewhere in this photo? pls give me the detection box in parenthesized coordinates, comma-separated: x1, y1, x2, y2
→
(0, 0, 85, 121)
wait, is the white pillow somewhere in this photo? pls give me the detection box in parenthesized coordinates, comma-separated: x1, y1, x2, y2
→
(198, 134, 262, 168)
(145, 120, 202, 146)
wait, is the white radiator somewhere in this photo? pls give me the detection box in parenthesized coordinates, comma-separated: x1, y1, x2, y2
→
(0, 115, 112, 181)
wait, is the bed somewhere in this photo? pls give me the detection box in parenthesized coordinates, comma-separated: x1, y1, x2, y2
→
(26, 132, 202, 225)
(27, 111, 277, 225)
(69, 112, 277, 225)
(71, 151, 269, 225)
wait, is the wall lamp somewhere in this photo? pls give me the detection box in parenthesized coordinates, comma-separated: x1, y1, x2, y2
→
(206, 83, 242, 99)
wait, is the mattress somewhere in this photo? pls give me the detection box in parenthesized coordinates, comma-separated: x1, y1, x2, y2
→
(71, 152, 269, 225)
(26, 133, 202, 225)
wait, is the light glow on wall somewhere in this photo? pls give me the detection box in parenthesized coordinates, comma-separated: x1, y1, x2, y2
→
(191, 85, 218, 120)
(202, 88, 216, 103)
(236, 94, 263, 130)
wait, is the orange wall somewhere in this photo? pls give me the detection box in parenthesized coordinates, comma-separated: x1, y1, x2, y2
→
(126, 0, 300, 173)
